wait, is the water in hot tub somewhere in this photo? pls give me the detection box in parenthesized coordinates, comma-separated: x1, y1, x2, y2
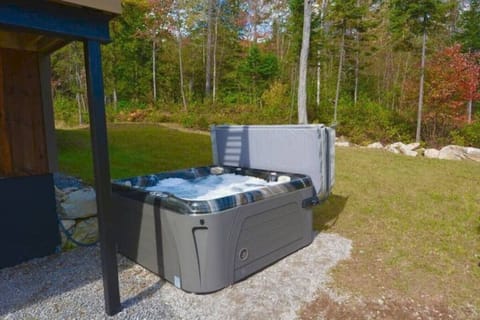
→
(145, 173, 283, 201)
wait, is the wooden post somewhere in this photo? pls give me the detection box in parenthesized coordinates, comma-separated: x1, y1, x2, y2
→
(84, 39, 121, 316)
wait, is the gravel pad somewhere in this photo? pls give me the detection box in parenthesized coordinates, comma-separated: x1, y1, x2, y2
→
(0, 233, 351, 320)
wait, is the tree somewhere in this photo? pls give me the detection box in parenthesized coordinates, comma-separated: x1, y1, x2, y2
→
(140, 0, 173, 103)
(297, 0, 314, 124)
(456, 0, 480, 53)
(328, 0, 365, 121)
(239, 45, 279, 104)
(390, 0, 450, 142)
(422, 44, 480, 143)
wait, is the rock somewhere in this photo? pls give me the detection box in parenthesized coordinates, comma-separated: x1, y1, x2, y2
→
(403, 149, 418, 157)
(72, 217, 98, 244)
(438, 145, 466, 160)
(60, 219, 76, 231)
(60, 187, 97, 219)
(389, 142, 405, 148)
(405, 142, 421, 151)
(465, 147, 480, 162)
(385, 142, 406, 154)
(424, 148, 440, 159)
(367, 142, 383, 149)
(63, 187, 80, 194)
(399, 144, 417, 156)
(55, 186, 66, 200)
(335, 141, 352, 147)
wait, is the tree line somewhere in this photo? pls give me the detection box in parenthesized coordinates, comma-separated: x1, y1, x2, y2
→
(51, 0, 480, 147)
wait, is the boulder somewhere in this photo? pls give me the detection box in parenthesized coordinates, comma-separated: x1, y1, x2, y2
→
(386, 144, 401, 154)
(60, 187, 97, 219)
(60, 219, 76, 231)
(399, 144, 417, 156)
(405, 142, 421, 151)
(335, 141, 352, 147)
(385, 142, 406, 154)
(465, 147, 480, 162)
(55, 186, 66, 201)
(72, 217, 98, 244)
(438, 145, 466, 160)
(424, 148, 440, 159)
(367, 142, 384, 149)
(402, 149, 418, 157)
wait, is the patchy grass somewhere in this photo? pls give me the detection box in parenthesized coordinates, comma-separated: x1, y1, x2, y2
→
(56, 123, 212, 182)
(57, 124, 480, 315)
(314, 147, 480, 316)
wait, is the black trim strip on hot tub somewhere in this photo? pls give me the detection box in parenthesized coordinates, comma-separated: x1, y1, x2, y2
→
(112, 166, 314, 215)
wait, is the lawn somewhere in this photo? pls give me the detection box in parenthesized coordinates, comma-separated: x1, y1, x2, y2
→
(56, 123, 212, 182)
(56, 123, 480, 316)
(313, 147, 480, 316)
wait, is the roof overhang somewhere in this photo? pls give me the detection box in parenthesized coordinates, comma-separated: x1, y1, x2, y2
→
(52, 0, 122, 15)
(0, 1, 118, 53)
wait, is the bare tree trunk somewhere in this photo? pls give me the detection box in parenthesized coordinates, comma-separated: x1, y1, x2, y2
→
(467, 98, 473, 123)
(152, 40, 157, 102)
(205, 0, 215, 98)
(178, 37, 187, 111)
(334, 29, 345, 123)
(175, 1, 187, 111)
(76, 93, 83, 125)
(399, 52, 410, 108)
(416, 28, 427, 143)
(212, 6, 220, 103)
(251, 0, 258, 44)
(113, 88, 118, 111)
(316, 49, 321, 110)
(297, 0, 313, 124)
(354, 49, 359, 106)
(354, 0, 360, 106)
(290, 65, 297, 123)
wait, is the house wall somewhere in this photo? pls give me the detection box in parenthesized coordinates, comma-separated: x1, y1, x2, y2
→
(0, 48, 50, 177)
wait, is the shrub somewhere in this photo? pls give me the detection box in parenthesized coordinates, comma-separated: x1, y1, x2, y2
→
(451, 121, 480, 147)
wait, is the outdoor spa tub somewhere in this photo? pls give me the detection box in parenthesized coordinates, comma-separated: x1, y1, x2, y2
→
(112, 125, 335, 293)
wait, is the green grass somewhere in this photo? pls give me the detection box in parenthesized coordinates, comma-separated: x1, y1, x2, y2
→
(56, 124, 480, 311)
(56, 124, 212, 182)
(315, 147, 480, 310)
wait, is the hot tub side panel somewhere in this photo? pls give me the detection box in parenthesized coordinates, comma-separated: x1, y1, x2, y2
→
(113, 193, 168, 277)
(114, 186, 314, 294)
(232, 187, 314, 282)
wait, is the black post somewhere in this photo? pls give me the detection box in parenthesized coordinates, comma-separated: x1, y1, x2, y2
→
(84, 40, 121, 316)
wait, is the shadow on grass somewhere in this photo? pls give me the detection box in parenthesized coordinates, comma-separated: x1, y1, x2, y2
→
(313, 194, 349, 232)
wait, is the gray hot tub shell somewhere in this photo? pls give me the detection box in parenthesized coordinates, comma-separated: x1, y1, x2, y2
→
(112, 124, 335, 293)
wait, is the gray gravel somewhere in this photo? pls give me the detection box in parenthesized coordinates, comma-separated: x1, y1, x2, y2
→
(0, 233, 351, 320)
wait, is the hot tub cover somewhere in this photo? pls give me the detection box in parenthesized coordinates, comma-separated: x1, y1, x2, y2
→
(112, 166, 313, 214)
(210, 124, 335, 199)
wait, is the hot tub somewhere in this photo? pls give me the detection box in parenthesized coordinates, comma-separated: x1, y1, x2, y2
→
(112, 124, 335, 293)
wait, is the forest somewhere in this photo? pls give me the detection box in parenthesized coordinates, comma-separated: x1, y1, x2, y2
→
(51, 0, 480, 147)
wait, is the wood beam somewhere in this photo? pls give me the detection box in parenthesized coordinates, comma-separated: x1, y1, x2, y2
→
(0, 50, 13, 176)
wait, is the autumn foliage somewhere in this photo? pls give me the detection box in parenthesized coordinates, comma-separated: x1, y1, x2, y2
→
(420, 44, 480, 145)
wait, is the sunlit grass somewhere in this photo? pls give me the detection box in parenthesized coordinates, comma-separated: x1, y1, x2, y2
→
(316, 147, 480, 309)
(56, 123, 212, 182)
